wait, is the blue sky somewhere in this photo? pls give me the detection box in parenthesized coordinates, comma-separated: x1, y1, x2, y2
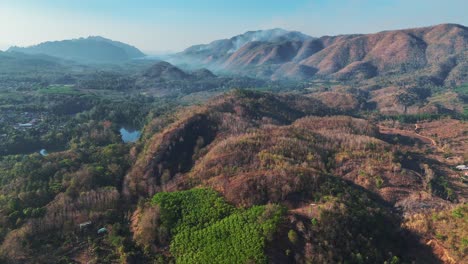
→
(0, 0, 467, 53)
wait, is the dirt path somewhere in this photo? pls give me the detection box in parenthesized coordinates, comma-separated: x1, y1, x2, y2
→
(288, 203, 323, 219)
(378, 125, 437, 147)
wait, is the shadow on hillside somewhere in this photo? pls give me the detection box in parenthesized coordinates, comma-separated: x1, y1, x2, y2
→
(379, 132, 426, 147)
(279, 176, 443, 263)
(400, 229, 444, 264)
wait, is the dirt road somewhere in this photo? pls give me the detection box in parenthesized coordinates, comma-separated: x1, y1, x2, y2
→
(378, 125, 437, 146)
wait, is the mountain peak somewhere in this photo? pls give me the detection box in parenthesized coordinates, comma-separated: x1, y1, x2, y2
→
(84, 36, 114, 42)
(228, 28, 313, 53)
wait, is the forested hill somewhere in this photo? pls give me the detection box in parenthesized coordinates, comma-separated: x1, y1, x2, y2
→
(0, 87, 466, 263)
(7, 36, 145, 63)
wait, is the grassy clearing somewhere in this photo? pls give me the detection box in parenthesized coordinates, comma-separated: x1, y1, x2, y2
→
(38, 85, 81, 95)
(453, 83, 468, 96)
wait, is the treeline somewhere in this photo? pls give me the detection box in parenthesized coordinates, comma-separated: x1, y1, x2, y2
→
(377, 112, 467, 123)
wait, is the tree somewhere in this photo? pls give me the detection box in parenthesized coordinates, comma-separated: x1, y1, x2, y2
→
(288, 229, 298, 244)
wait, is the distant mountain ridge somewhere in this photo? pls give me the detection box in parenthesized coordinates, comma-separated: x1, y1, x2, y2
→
(171, 24, 468, 85)
(7, 36, 145, 63)
(170, 28, 313, 68)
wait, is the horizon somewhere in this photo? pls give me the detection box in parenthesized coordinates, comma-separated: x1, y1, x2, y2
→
(2, 22, 467, 55)
(0, 0, 467, 54)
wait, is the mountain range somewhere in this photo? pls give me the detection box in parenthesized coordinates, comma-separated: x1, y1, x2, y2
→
(171, 23, 468, 85)
(5, 24, 467, 84)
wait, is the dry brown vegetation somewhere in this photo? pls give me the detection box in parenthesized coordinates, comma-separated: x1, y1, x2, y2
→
(123, 90, 334, 201)
(123, 90, 466, 262)
(308, 92, 361, 112)
(126, 90, 461, 208)
(0, 187, 119, 261)
(180, 24, 468, 85)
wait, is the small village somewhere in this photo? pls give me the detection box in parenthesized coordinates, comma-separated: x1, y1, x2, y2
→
(0, 110, 45, 129)
(0, 108, 69, 155)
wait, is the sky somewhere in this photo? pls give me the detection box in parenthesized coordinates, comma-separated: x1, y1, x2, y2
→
(0, 0, 467, 54)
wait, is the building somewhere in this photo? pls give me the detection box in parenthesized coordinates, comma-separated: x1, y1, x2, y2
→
(79, 221, 92, 230)
(97, 227, 108, 235)
(18, 123, 33, 128)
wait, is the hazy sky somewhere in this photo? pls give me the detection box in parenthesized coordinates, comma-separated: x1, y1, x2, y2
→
(0, 0, 467, 54)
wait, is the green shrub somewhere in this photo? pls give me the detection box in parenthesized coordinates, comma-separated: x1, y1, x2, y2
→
(452, 207, 464, 219)
(287, 230, 298, 244)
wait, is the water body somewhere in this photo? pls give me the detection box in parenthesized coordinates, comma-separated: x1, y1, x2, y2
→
(39, 149, 48, 156)
(120, 127, 141, 143)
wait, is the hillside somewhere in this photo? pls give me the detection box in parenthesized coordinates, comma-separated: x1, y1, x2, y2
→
(0, 51, 65, 72)
(7, 36, 145, 63)
(122, 90, 467, 263)
(125, 90, 466, 206)
(171, 24, 468, 85)
(142, 61, 192, 80)
(0, 88, 466, 263)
